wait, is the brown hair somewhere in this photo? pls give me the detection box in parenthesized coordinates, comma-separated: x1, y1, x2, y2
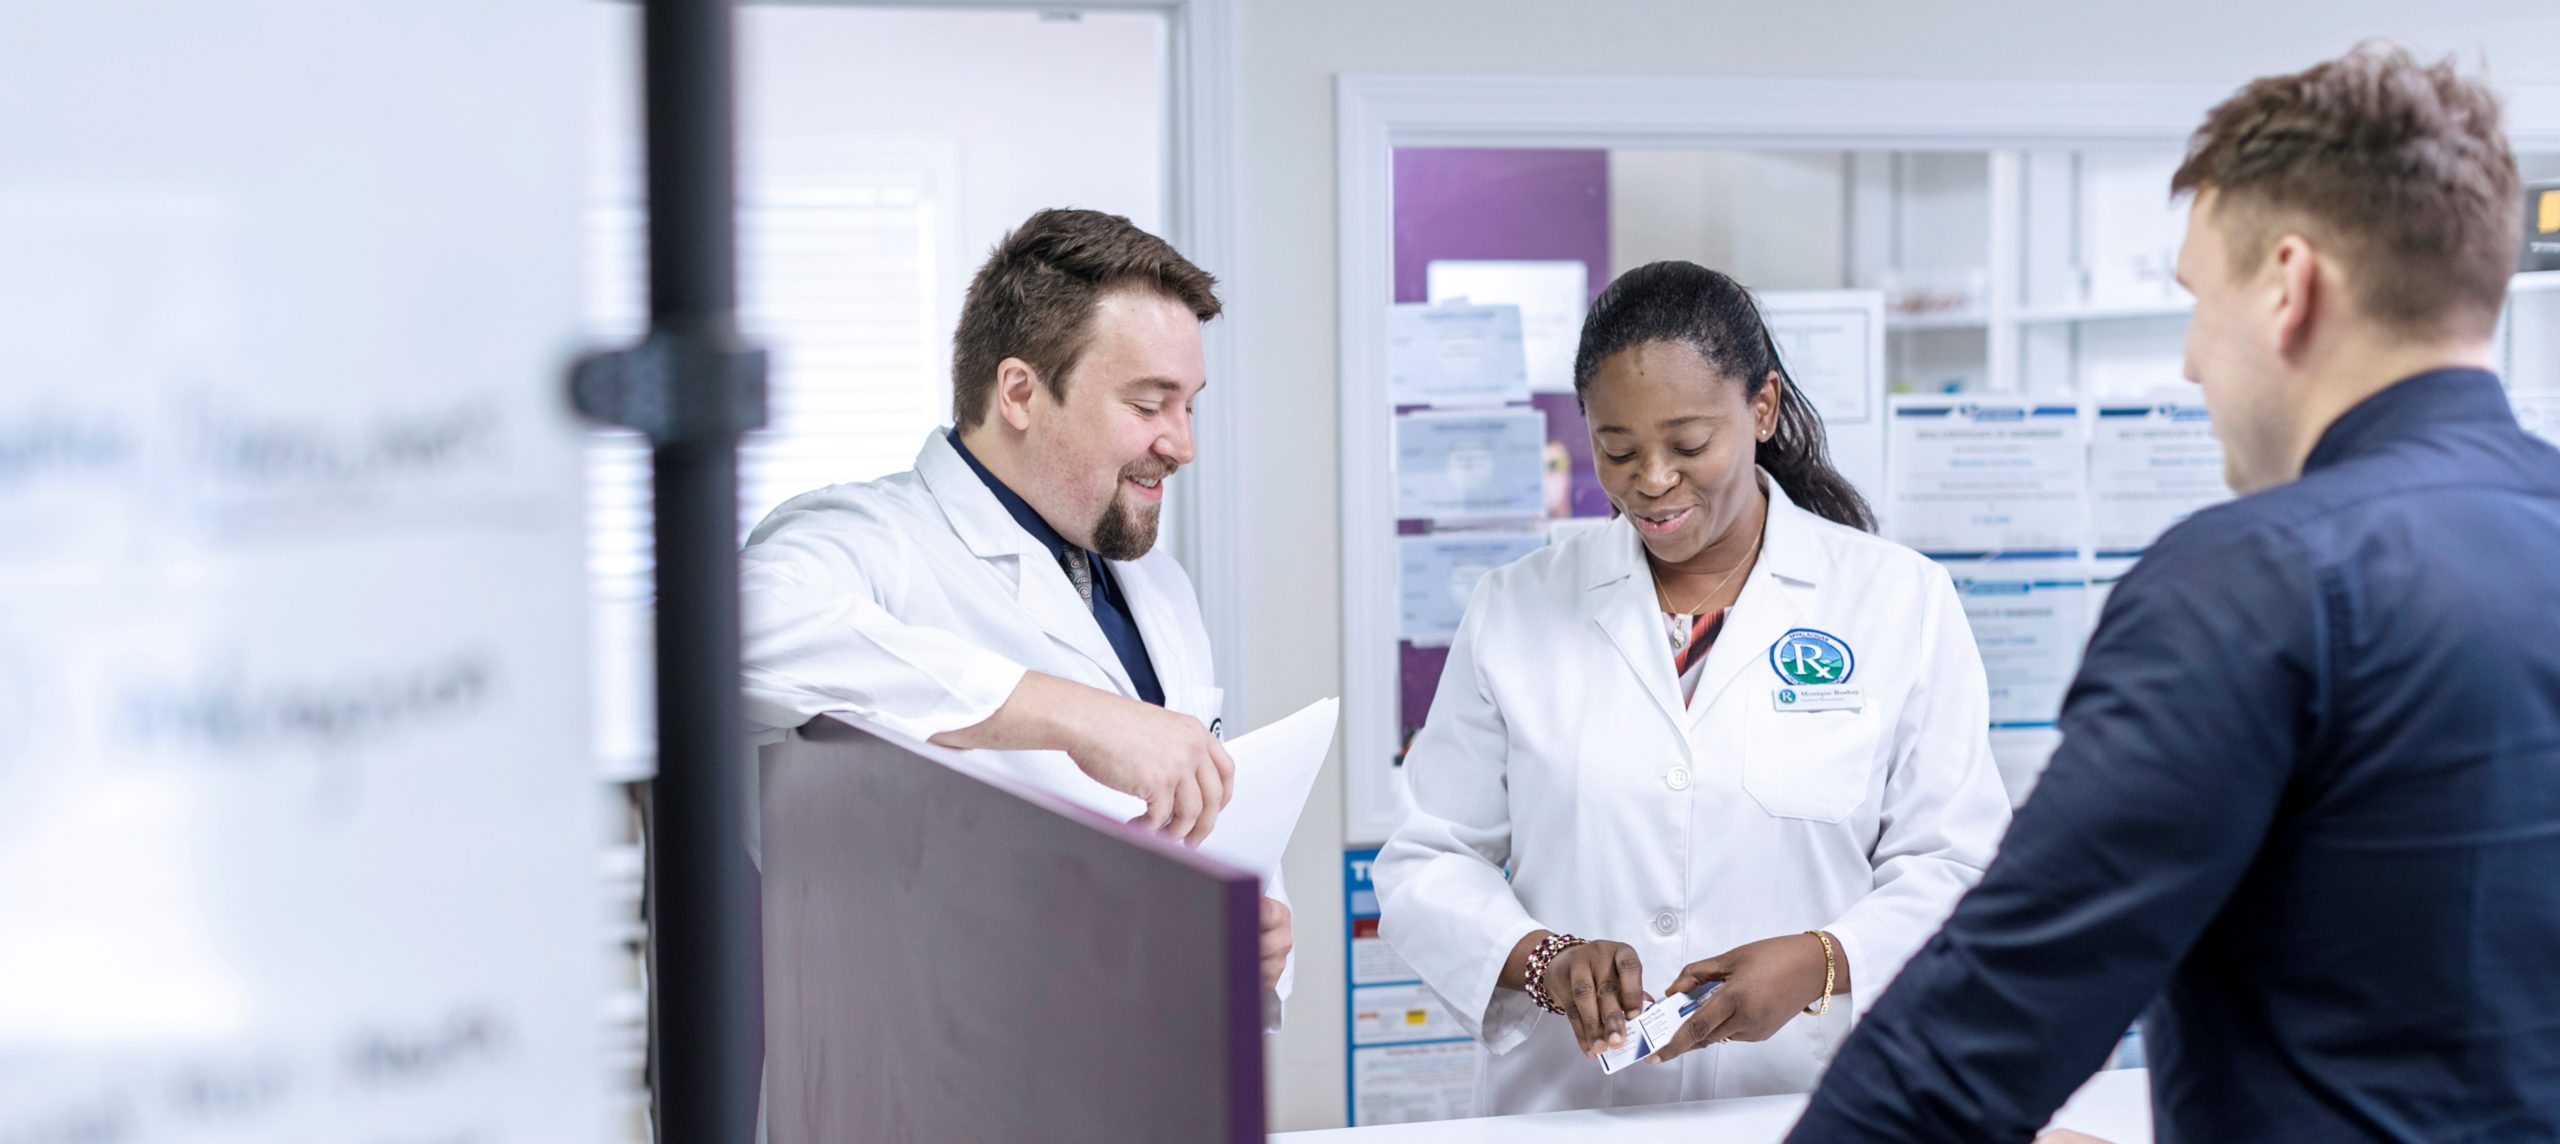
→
(2171, 42, 2522, 340)
(950, 209, 1221, 430)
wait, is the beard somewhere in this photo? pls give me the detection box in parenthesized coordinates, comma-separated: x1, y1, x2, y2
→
(1089, 462, 1173, 561)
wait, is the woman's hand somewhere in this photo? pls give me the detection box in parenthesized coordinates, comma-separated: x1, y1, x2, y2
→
(1503, 932, 1649, 1058)
(1648, 933, 1841, 1062)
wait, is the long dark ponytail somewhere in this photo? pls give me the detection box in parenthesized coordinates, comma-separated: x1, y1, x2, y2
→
(1572, 261, 1876, 532)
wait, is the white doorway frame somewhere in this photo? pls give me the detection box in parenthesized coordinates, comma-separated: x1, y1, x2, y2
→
(1333, 73, 2560, 843)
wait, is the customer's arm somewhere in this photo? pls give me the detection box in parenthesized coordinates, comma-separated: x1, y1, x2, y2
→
(1788, 520, 2320, 1142)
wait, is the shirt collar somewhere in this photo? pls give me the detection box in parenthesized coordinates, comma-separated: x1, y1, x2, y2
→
(2303, 367, 2510, 473)
(947, 429, 1073, 563)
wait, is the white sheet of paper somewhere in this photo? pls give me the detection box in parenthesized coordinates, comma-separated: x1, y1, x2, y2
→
(1397, 531, 1545, 644)
(1393, 409, 1547, 522)
(1387, 302, 1530, 406)
(1887, 398, 2089, 555)
(1761, 290, 1888, 507)
(1946, 559, 2091, 729)
(1195, 697, 1340, 884)
(1427, 260, 1589, 393)
(1761, 293, 1881, 425)
(2089, 402, 2229, 553)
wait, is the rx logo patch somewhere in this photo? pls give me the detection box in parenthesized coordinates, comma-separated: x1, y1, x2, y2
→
(1769, 629, 1855, 686)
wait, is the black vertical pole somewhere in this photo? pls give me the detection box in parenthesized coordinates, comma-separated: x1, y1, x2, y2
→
(638, 0, 758, 1138)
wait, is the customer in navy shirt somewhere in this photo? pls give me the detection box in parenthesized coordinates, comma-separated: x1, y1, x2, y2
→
(1789, 46, 2560, 1143)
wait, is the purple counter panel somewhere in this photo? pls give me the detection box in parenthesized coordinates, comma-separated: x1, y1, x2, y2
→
(760, 715, 1263, 1143)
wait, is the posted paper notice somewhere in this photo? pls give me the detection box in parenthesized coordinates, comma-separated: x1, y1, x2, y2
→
(1397, 531, 1545, 644)
(2090, 402, 2228, 553)
(1888, 399, 2088, 554)
(1947, 560, 2091, 728)
(1427, 259, 1589, 394)
(1394, 409, 1547, 522)
(1387, 302, 1531, 407)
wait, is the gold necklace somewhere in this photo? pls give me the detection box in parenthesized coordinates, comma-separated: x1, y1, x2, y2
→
(1650, 529, 1761, 650)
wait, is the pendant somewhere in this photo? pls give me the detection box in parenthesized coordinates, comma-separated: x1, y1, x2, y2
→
(1666, 614, 1688, 649)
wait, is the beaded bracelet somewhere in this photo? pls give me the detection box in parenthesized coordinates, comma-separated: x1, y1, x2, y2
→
(1522, 932, 1587, 1016)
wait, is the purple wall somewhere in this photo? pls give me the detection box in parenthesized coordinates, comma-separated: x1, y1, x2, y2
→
(1390, 148, 1613, 735)
(1392, 148, 1610, 306)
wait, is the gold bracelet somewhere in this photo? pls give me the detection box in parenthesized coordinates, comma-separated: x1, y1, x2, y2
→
(1802, 931, 1836, 1017)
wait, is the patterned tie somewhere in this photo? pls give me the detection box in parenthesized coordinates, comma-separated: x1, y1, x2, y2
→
(1059, 544, 1096, 608)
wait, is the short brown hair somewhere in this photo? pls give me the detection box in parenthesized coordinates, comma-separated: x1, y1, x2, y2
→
(2172, 42, 2522, 340)
(949, 209, 1221, 430)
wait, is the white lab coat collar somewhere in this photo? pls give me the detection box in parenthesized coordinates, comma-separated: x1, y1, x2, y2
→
(1579, 472, 1828, 735)
(1574, 472, 1826, 594)
(914, 428, 1049, 562)
(910, 428, 1138, 696)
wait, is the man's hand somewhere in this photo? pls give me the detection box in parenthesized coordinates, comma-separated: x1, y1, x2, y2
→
(1649, 933, 1845, 1063)
(1260, 898, 1292, 993)
(1067, 695, 1235, 845)
(933, 672, 1234, 845)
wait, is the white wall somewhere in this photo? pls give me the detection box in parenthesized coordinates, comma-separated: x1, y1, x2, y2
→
(594, 5, 1167, 396)
(1610, 151, 1850, 291)
(733, 6, 1167, 365)
(1234, 0, 2560, 1130)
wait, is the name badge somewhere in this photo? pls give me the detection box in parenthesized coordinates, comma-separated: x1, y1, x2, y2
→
(1773, 685, 1862, 712)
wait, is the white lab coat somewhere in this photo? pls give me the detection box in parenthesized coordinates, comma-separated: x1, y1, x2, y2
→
(1373, 476, 2010, 1115)
(736, 429, 1290, 999)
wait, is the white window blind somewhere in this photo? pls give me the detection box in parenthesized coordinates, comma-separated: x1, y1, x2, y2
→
(585, 155, 948, 772)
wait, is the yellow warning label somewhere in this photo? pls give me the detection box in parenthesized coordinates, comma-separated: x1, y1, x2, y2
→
(2541, 188, 2560, 235)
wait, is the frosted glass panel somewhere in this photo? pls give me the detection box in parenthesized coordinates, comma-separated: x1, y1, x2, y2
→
(0, 3, 603, 1140)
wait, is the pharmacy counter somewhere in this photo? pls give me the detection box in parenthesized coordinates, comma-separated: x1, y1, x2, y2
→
(1275, 1067, 2151, 1143)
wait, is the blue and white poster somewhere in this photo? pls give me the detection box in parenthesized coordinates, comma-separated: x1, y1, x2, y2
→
(1344, 849, 1477, 1126)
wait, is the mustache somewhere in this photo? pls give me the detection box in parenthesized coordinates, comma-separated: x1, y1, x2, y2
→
(1120, 461, 1179, 482)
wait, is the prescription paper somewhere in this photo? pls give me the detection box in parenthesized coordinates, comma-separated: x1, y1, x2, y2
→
(1195, 697, 1339, 884)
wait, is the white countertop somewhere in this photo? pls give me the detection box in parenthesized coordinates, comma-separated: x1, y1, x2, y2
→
(1274, 1067, 2152, 1142)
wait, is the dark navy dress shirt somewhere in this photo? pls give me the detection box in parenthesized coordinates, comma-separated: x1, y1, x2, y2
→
(948, 431, 1165, 707)
(1793, 369, 2560, 1142)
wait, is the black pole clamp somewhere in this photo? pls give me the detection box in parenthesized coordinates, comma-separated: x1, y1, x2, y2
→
(570, 329, 769, 446)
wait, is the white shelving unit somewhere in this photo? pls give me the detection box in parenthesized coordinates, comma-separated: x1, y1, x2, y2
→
(1850, 148, 2198, 403)
(2015, 301, 2195, 324)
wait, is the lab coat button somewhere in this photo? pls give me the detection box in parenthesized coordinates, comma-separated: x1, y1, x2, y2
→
(1652, 910, 1680, 936)
(1665, 766, 1692, 791)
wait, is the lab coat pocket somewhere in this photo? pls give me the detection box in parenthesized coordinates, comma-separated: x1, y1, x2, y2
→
(1742, 701, 1882, 823)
